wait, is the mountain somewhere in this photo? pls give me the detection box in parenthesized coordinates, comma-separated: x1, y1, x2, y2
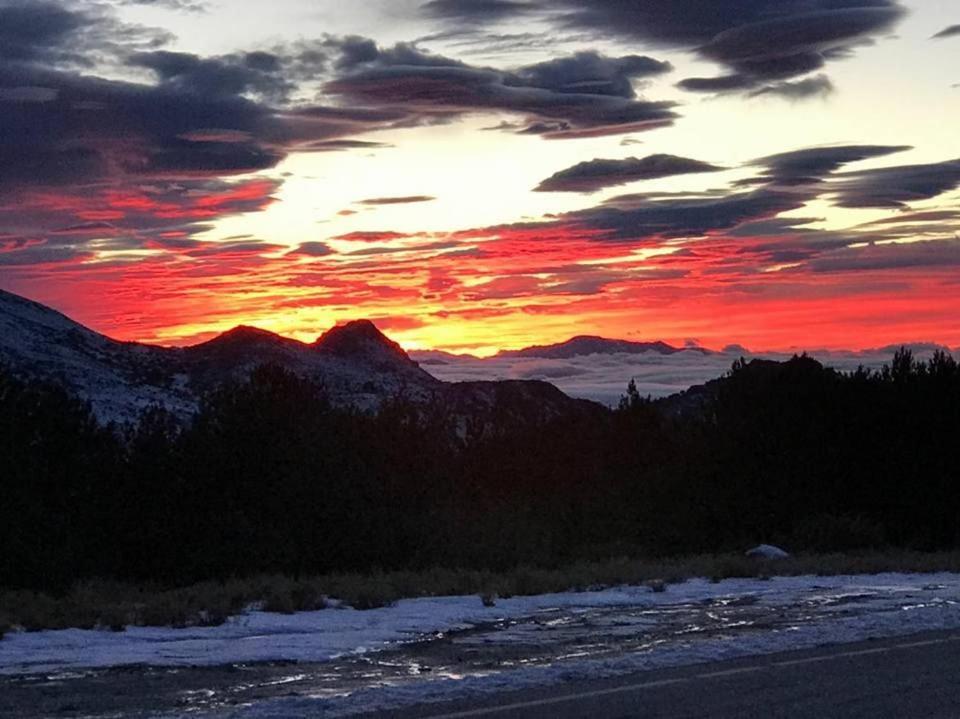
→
(0, 289, 196, 423)
(0, 289, 598, 426)
(497, 335, 710, 359)
(180, 320, 439, 411)
(314, 319, 416, 366)
(404, 348, 478, 366)
(655, 355, 834, 420)
(438, 379, 601, 429)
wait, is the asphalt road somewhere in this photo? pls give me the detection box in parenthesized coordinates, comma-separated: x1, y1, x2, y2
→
(363, 630, 960, 719)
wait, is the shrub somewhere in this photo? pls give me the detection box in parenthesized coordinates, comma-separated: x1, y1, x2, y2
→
(328, 574, 398, 610)
(793, 515, 885, 552)
(646, 578, 667, 593)
(137, 596, 191, 629)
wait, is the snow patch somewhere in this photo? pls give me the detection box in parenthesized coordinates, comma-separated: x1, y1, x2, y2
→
(4, 573, 960, 718)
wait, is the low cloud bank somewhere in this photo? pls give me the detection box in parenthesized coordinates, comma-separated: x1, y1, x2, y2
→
(413, 344, 954, 405)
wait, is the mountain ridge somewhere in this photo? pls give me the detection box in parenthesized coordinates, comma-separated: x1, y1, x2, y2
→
(496, 335, 711, 359)
(0, 290, 599, 426)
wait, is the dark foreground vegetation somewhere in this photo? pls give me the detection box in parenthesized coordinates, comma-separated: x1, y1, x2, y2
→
(1, 348, 959, 628)
(5, 551, 960, 636)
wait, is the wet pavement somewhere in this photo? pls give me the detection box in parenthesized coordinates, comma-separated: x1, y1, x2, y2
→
(1, 582, 956, 718)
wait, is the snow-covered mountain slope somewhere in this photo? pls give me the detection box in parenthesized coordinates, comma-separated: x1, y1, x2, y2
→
(0, 290, 195, 424)
(0, 289, 444, 422)
(0, 290, 597, 426)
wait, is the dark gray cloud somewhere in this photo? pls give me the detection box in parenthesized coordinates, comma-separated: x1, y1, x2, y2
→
(0, 64, 285, 188)
(748, 74, 835, 100)
(727, 216, 825, 238)
(304, 139, 393, 152)
(696, 5, 901, 65)
(807, 238, 960, 272)
(358, 195, 436, 205)
(425, 1, 906, 99)
(121, 0, 205, 10)
(748, 145, 912, 186)
(0, 1, 86, 63)
(334, 231, 413, 242)
(558, 1, 904, 69)
(0, 6, 416, 265)
(130, 40, 332, 103)
(729, 205, 960, 272)
(131, 50, 295, 102)
(0, 244, 91, 266)
(685, 71, 837, 99)
(512, 51, 671, 98)
(684, 4, 903, 96)
(0, 24, 398, 193)
(731, 223, 866, 266)
(535, 153, 722, 193)
(0, 0, 171, 67)
(0, 176, 282, 266)
(680, 52, 830, 95)
(858, 210, 960, 226)
(601, 188, 736, 205)
(932, 25, 960, 39)
(325, 40, 677, 139)
(833, 159, 960, 208)
(343, 239, 461, 257)
(422, 0, 535, 22)
(184, 239, 285, 257)
(678, 74, 757, 93)
(285, 105, 411, 124)
(288, 241, 334, 257)
(567, 188, 807, 242)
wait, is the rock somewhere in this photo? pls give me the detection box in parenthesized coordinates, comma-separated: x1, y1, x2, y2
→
(646, 578, 667, 593)
(745, 544, 790, 559)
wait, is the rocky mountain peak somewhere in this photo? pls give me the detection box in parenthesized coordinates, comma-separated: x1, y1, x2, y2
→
(198, 325, 291, 348)
(314, 320, 414, 365)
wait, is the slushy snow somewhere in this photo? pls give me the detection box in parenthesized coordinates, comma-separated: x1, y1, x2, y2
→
(2, 573, 960, 717)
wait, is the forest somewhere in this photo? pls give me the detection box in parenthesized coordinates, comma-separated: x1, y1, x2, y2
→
(2, 349, 959, 594)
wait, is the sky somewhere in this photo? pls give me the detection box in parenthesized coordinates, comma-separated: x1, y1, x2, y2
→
(0, 0, 958, 355)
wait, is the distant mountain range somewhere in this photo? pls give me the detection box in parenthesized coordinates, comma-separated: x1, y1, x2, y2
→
(496, 335, 710, 359)
(2, 289, 950, 421)
(413, 337, 954, 407)
(413, 336, 709, 364)
(0, 290, 598, 426)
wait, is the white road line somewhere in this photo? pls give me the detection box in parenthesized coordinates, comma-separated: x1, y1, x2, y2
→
(423, 678, 690, 718)
(896, 636, 960, 649)
(839, 646, 892, 657)
(697, 666, 765, 679)
(421, 634, 960, 719)
(773, 645, 890, 668)
(773, 654, 842, 668)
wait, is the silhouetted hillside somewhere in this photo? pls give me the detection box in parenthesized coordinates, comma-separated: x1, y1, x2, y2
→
(498, 335, 708, 359)
(0, 290, 593, 425)
(2, 345, 959, 592)
(655, 354, 834, 419)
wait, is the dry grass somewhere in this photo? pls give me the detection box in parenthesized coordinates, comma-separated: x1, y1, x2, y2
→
(3, 550, 960, 634)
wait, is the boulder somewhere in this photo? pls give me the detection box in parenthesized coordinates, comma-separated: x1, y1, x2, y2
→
(745, 544, 790, 559)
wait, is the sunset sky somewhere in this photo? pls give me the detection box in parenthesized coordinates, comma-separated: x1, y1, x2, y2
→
(1, 0, 958, 354)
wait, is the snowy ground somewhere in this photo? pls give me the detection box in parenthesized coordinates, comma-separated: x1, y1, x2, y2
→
(3, 573, 960, 717)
